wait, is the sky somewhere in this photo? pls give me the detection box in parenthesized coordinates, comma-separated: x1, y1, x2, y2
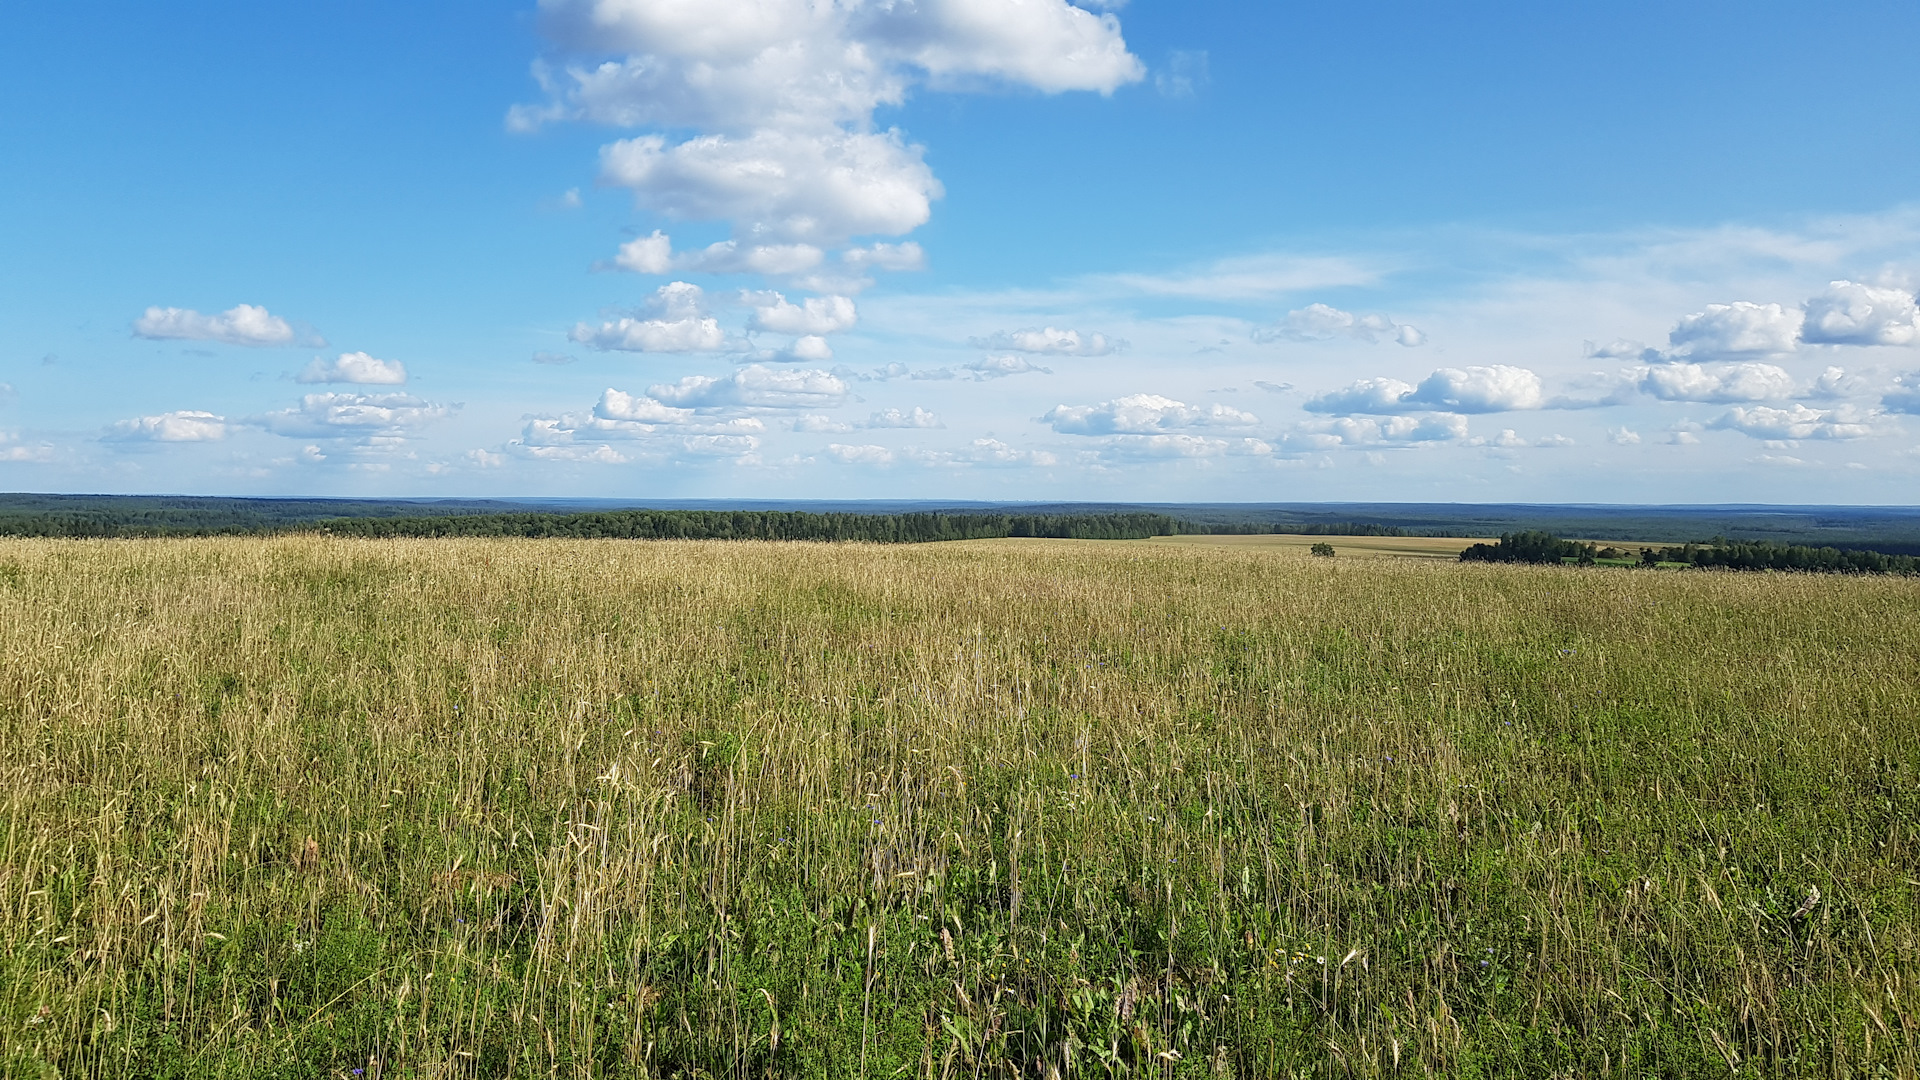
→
(4, 0, 1920, 503)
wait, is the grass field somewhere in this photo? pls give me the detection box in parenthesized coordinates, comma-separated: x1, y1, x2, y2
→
(2, 536, 1916, 1078)
(1145, 535, 1492, 559)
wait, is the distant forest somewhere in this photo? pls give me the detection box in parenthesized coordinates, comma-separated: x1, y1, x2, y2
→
(1461, 530, 1920, 575)
(0, 498, 1412, 543)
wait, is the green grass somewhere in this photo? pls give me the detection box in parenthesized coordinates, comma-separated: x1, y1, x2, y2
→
(0, 536, 1916, 1078)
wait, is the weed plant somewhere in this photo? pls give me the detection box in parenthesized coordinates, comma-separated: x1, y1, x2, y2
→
(0, 537, 1915, 1078)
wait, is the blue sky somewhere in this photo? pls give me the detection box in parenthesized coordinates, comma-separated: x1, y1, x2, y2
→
(5, 0, 1920, 502)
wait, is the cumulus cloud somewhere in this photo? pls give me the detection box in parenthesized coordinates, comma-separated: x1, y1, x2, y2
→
(134, 304, 311, 347)
(513, 440, 632, 465)
(865, 406, 942, 429)
(1302, 414, 1470, 446)
(649, 364, 848, 409)
(571, 281, 731, 353)
(614, 231, 832, 276)
(297, 351, 408, 385)
(517, 0, 1140, 248)
(1254, 303, 1424, 347)
(1637, 362, 1795, 403)
(1405, 366, 1542, 412)
(256, 393, 454, 438)
(105, 411, 227, 442)
(1667, 301, 1803, 359)
(826, 443, 895, 465)
(611, 230, 676, 274)
(761, 335, 836, 363)
(1306, 366, 1542, 414)
(952, 438, 1056, 468)
(1800, 280, 1920, 346)
(965, 355, 1052, 379)
(595, 387, 698, 425)
(746, 291, 858, 335)
(598, 130, 940, 245)
(1044, 394, 1257, 435)
(1710, 404, 1875, 441)
(969, 326, 1120, 356)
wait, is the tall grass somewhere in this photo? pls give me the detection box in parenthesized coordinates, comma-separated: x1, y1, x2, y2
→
(0, 536, 1915, 1078)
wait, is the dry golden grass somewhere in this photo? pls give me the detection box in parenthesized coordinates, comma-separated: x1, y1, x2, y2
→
(0, 536, 1916, 1078)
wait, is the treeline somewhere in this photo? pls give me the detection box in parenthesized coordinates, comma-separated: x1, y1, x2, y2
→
(0, 502, 1423, 542)
(1171, 521, 1408, 537)
(308, 510, 1185, 542)
(1461, 531, 1920, 575)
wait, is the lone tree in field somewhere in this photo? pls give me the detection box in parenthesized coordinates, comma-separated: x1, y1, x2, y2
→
(1310, 542, 1336, 558)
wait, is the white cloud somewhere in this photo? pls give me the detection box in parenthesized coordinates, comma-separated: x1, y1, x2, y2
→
(1810, 366, 1868, 399)
(532, 351, 578, 365)
(1255, 303, 1425, 346)
(746, 291, 858, 335)
(612, 230, 675, 274)
(133, 304, 309, 347)
(1585, 339, 1647, 360)
(594, 387, 698, 425)
(792, 414, 856, 433)
(965, 355, 1051, 379)
(842, 242, 926, 272)
(615, 232, 831, 276)
(1637, 361, 1795, 403)
(1045, 393, 1257, 435)
(681, 433, 761, 457)
(1306, 365, 1543, 414)
(649, 364, 848, 408)
(514, 441, 631, 464)
(958, 438, 1055, 468)
(571, 281, 730, 353)
(1800, 280, 1920, 346)
(256, 393, 454, 438)
(866, 406, 942, 429)
(1667, 301, 1803, 358)
(826, 443, 895, 465)
(107, 410, 227, 442)
(598, 129, 941, 246)
(1303, 414, 1470, 446)
(1710, 403, 1875, 441)
(1405, 366, 1542, 412)
(297, 351, 408, 385)
(763, 335, 836, 363)
(1609, 427, 1642, 445)
(1305, 377, 1416, 414)
(0, 434, 55, 463)
(969, 326, 1119, 356)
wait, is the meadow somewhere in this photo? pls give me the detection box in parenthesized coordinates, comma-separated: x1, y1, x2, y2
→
(0, 536, 1915, 1078)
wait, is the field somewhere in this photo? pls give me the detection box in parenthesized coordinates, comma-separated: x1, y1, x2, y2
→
(1, 536, 1917, 1078)
(1145, 535, 1490, 559)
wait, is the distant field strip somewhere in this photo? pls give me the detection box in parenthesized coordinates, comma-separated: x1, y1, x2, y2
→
(0, 537, 1915, 1077)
